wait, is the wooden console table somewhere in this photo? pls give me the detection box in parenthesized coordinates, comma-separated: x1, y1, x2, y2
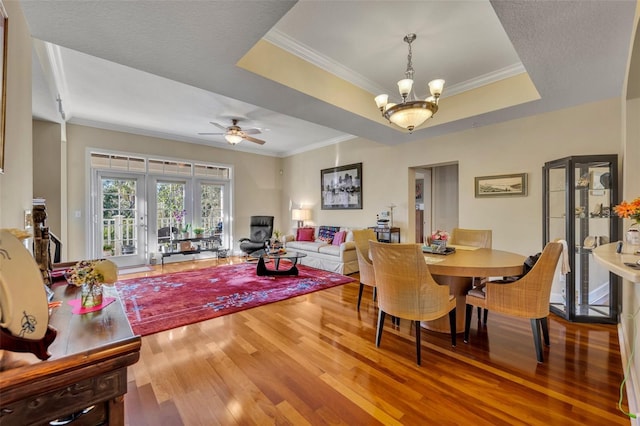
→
(368, 227, 400, 243)
(0, 283, 141, 426)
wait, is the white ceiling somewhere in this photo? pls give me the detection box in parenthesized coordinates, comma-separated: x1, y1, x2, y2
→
(21, 0, 637, 157)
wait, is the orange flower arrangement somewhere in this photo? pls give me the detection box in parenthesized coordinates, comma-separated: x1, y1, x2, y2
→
(613, 197, 640, 225)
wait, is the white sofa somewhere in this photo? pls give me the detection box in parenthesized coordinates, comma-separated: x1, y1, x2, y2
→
(283, 226, 358, 275)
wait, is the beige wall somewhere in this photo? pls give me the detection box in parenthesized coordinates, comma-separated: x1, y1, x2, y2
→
(282, 97, 623, 257)
(63, 124, 283, 260)
(0, 1, 32, 228)
(32, 121, 62, 237)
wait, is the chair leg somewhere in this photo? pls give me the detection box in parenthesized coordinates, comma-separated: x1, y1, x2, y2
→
(541, 316, 550, 346)
(376, 310, 386, 347)
(415, 320, 421, 366)
(464, 304, 473, 343)
(530, 318, 544, 363)
(357, 283, 365, 311)
(449, 308, 457, 347)
(483, 309, 488, 325)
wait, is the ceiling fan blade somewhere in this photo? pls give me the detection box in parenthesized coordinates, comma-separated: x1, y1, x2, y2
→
(243, 135, 266, 145)
(198, 132, 225, 136)
(242, 128, 261, 135)
(209, 122, 228, 131)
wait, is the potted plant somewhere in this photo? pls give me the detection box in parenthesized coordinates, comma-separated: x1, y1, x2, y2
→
(102, 244, 114, 256)
(193, 227, 204, 238)
(180, 223, 191, 239)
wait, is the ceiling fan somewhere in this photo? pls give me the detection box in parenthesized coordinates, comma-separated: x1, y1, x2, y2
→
(198, 119, 266, 145)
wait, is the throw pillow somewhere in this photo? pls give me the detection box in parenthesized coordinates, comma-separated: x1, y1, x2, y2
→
(332, 231, 346, 246)
(296, 227, 315, 242)
(318, 226, 340, 243)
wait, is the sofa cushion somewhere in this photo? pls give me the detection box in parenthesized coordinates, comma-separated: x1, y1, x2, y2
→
(296, 227, 315, 241)
(332, 230, 346, 246)
(287, 240, 327, 253)
(318, 244, 341, 256)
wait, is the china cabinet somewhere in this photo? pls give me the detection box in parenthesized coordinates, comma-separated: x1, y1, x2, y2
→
(543, 155, 620, 323)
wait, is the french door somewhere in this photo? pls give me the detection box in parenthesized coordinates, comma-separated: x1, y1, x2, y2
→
(94, 172, 147, 267)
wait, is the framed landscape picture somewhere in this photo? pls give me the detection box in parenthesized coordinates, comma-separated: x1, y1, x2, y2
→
(475, 173, 527, 198)
(321, 162, 362, 209)
(0, 2, 7, 174)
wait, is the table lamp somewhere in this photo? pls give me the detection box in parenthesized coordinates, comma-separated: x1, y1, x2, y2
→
(292, 209, 311, 228)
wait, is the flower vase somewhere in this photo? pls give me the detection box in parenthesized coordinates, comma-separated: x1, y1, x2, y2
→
(81, 283, 103, 309)
(627, 224, 640, 246)
(430, 239, 447, 253)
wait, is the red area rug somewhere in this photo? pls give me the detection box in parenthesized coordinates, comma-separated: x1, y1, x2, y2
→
(116, 262, 355, 336)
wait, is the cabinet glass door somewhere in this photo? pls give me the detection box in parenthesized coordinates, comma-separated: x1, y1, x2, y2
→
(544, 155, 619, 323)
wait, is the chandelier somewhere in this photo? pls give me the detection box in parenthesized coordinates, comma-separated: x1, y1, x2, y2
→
(374, 33, 445, 132)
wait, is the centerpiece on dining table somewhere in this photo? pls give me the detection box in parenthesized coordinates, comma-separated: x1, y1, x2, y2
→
(427, 230, 449, 253)
(65, 259, 118, 309)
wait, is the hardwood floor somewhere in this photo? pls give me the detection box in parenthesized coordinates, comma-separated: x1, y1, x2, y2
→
(123, 258, 630, 425)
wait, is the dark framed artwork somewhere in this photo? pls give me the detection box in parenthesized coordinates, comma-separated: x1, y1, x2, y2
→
(474, 173, 528, 197)
(321, 162, 362, 209)
(0, 2, 7, 174)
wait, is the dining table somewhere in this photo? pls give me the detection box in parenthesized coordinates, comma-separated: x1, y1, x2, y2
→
(422, 244, 527, 333)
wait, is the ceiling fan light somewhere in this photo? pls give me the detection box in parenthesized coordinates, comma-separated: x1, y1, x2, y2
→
(428, 79, 445, 97)
(225, 134, 243, 144)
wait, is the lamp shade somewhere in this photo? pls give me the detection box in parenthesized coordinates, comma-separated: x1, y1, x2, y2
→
(291, 209, 311, 221)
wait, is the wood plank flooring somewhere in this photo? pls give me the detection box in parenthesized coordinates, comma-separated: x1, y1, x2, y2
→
(122, 258, 630, 425)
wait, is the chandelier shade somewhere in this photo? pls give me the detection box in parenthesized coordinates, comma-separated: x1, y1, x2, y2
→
(374, 33, 444, 132)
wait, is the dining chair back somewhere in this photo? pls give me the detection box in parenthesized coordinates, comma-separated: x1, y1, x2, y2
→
(450, 227, 493, 322)
(449, 228, 492, 248)
(463, 241, 563, 362)
(369, 241, 456, 365)
(352, 229, 377, 311)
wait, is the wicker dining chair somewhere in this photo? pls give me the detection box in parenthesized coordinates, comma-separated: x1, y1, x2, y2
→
(463, 242, 563, 363)
(352, 229, 377, 311)
(449, 227, 493, 323)
(369, 241, 456, 365)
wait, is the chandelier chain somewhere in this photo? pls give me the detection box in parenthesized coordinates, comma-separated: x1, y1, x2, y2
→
(405, 37, 414, 81)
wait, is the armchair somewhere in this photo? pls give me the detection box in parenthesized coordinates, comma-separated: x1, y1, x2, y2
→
(463, 242, 563, 363)
(352, 229, 377, 311)
(369, 241, 456, 365)
(239, 216, 274, 256)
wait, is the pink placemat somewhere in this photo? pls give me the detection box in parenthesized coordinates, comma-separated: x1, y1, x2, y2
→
(68, 297, 116, 314)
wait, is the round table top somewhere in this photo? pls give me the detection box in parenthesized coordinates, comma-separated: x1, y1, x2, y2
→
(424, 247, 526, 277)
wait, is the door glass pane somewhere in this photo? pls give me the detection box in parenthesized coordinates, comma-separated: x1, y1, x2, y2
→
(548, 166, 567, 314)
(101, 177, 138, 256)
(200, 182, 224, 245)
(574, 161, 612, 319)
(156, 181, 186, 249)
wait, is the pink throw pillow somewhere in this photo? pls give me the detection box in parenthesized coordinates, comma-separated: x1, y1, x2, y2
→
(332, 231, 346, 246)
(297, 227, 315, 242)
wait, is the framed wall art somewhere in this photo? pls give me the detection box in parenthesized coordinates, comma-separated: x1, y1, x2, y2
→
(0, 2, 7, 174)
(474, 173, 527, 198)
(321, 162, 362, 209)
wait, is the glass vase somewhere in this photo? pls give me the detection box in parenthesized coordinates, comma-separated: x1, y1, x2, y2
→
(81, 283, 103, 309)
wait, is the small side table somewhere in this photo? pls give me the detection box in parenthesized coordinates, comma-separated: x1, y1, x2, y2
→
(368, 227, 400, 243)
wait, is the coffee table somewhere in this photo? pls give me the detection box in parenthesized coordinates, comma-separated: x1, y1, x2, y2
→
(250, 250, 307, 276)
